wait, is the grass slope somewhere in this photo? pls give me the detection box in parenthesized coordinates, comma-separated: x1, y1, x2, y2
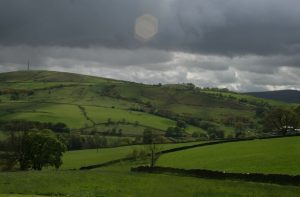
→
(85, 106, 175, 130)
(1, 165, 300, 197)
(0, 103, 88, 129)
(0, 70, 293, 137)
(62, 141, 203, 169)
(158, 136, 300, 175)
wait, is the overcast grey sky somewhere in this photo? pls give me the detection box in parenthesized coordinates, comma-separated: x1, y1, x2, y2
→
(0, 0, 300, 91)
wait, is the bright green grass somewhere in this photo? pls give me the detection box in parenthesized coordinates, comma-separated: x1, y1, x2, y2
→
(185, 125, 207, 134)
(1, 165, 300, 197)
(20, 84, 137, 109)
(158, 136, 300, 175)
(0, 103, 88, 129)
(62, 142, 202, 169)
(85, 105, 176, 130)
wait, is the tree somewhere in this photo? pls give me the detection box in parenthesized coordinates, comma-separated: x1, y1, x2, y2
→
(295, 106, 300, 117)
(0, 120, 70, 134)
(51, 122, 70, 133)
(176, 120, 187, 129)
(142, 129, 162, 167)
(256, 106, 267, 118)
(263, 108, 299, 135)
(1, 129, 66, 171)
(147, 142, 162, 168)
(68, 133, 82, 150)
(165, 126, 184, 138)
(143, 129, 156, 144)
(10, 92, 19, 100)
(207, 127, 225, 139)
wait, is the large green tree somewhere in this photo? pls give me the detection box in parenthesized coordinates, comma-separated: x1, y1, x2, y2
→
(263, 108, 299, 135)
(1, 129, 66, 171)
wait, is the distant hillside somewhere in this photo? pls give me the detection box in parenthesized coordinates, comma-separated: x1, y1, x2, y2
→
(0, 70, 292, 145)
(246, 90, 300, 103)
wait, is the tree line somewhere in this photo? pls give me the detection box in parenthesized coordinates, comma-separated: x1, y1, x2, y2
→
(263, 106, 300, 135)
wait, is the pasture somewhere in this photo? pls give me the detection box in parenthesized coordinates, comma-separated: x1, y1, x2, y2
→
(1, 165, 300, 197)
(62, 141, 203, 169)
(84, 105, 176, 130)
(0, 103, 88, 129)
(158, 136, 300, 175)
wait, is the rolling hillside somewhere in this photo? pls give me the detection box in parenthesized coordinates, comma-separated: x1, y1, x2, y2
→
(0, 70, 291, 142)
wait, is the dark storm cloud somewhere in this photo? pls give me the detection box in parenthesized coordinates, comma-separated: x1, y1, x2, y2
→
(1, 0, 300, 56)
(0, 46, 173, 69)
(1, 0, 300, 92)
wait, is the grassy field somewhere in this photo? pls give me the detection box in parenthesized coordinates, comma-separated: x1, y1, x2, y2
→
(1, 70, 287, 138)
(1, 165, 300, 197)
(0, 103, 88, 129)
(85, 105, 176, 131)
(62, 141, 203, 169)
(1, 138, 300, 196)
(158, 136, 300, 175)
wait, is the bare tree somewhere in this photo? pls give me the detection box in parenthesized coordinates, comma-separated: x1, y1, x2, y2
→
(143, 129, 164, 167)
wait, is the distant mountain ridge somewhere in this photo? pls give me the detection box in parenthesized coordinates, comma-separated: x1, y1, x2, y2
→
(246, 90, 300, 103)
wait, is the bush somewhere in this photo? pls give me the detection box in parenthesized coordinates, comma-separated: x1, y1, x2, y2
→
(0, 120, 70, 133)
(192, 131, 208, 140)
(165, 127, 185, 138)
(207, 127, 225, 139)
(198, 121, 216, 130)
(176, 120, 187, 129)
(10, 92, 19, 100)
(130, 147, 148, 161)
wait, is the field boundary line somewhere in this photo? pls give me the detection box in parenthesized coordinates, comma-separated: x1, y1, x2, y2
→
(131, 166, 300, 186)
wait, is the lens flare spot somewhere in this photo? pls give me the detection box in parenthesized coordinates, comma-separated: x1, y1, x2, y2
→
(135, 14, 158, 42)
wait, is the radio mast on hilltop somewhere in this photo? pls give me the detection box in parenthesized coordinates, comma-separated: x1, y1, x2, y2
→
(27, 59, 30, 71)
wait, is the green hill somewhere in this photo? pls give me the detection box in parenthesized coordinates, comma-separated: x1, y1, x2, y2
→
(0, 70, 292, 143)
(157, 136, 300, 175)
